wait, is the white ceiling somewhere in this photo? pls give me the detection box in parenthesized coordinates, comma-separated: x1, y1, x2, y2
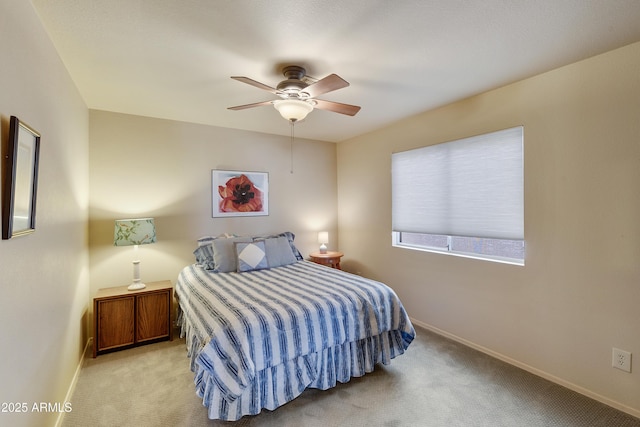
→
(31, 0, 640, 142)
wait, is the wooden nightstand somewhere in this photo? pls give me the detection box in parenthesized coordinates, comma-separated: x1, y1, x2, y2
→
(309, 251, 344, 270)
(93, 280, 173, 358)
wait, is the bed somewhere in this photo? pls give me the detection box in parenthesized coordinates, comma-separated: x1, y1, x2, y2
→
(175, 232, 415, 421)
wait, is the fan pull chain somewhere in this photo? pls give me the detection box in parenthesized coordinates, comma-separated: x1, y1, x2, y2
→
(290, 119, 295, 174)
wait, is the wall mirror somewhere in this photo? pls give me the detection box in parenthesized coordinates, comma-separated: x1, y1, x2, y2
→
(2, 116, 41, 239)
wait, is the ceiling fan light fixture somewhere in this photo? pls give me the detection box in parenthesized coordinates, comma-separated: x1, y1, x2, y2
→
(273, 99, 314, 122)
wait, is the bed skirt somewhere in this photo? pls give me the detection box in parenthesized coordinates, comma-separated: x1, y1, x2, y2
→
(178, 310, 412, 421)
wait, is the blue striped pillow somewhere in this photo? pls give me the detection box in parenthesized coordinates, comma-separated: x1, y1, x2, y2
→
(193, 244, 215, 270)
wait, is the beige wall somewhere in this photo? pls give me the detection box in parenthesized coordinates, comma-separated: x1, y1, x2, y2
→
(88, 111, 338, 296)
(337, 41, 640, 416)
(0, 2, 89, 427)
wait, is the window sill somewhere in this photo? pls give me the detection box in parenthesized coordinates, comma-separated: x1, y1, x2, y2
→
(392, 242, 525, 266)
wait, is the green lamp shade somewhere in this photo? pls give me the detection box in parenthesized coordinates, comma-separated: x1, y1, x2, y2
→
(114, 218, 156, 246)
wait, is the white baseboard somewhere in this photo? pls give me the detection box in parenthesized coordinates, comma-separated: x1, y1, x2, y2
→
(410, 318, 640, 420)
(55, 338, 92, 427)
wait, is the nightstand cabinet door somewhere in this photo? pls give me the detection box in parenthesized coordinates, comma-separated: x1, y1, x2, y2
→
(137, 291, 170, 342)
(97, 297, 135, 351)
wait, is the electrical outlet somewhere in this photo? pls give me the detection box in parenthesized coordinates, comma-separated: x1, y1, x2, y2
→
(612, 348, 632, 373)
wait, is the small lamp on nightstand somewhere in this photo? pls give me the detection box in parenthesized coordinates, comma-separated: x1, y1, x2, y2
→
(114, 218, 156, 291)
(318, 231, 329, 254)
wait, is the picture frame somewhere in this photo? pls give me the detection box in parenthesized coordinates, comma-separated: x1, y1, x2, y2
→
(2, 116, 41, 239)
(212, 169, 268, 217)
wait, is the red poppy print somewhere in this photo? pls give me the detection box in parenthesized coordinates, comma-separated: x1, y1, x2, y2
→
(218, 174, 263, 213)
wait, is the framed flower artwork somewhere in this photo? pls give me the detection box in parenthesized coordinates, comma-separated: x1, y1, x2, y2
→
(212, 170, 268, 217)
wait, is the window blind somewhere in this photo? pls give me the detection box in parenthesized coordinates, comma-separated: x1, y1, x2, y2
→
(392, 126, 523, 240)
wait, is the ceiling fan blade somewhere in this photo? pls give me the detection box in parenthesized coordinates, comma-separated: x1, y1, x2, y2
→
(301, 74, 349, 98)
(231, 76, 278, 94)
(227, 100, 274, 111)
(313, 99, 361, 116)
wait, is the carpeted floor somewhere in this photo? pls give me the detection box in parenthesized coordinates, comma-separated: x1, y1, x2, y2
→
(62, 327, 640, 427)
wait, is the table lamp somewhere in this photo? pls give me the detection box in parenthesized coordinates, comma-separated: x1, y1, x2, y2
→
(114, 218, 156, 290)
(318, 231, 329, 254)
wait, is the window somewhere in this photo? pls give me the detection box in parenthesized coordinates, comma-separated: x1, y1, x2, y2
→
(391, 126, 524, 265)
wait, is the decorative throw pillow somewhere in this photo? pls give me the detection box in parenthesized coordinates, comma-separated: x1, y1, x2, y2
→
(250, 231, 303, 261)
(278, 231, 304, 260)
(262, 236, 297, 268)
(235, 241, 269, 272)
(211, 236, 253, 272)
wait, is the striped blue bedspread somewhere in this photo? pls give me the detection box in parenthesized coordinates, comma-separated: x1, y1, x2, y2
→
(175, 260, 415, 420)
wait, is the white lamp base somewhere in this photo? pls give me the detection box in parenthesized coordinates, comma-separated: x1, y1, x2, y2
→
(128, 281, 146, 291)
(128, 260, 146, 291)
(319, 243, 327, 254)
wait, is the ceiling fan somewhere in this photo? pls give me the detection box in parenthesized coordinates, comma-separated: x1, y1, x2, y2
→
(228, 65, 361, 122)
